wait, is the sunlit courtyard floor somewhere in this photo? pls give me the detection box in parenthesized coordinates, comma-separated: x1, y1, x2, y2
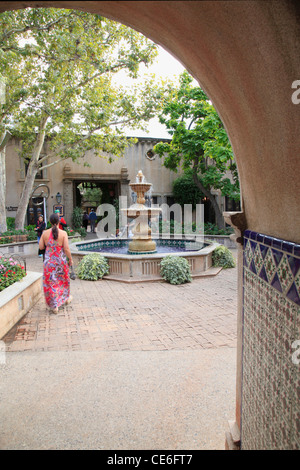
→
(0, 252, 237, 450)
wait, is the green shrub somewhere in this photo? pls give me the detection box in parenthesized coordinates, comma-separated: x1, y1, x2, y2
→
(25, 224, 36, 232)
(160, 255, 192, 285)
(6, 217, 15, 230)
(77, 253, 109, 281)
(72, 227, 87, 238)
(69, 237, 82, 244)
(72, 206, 83, 229)
(172, 170, 203, 208)
(204, 222, 233, 235)
(0, 228, 38, 242)
(0, 235, 13, 244)
(157, 220, 234, 236)
(212, 245, 235, 268)
(26, 230, 37, 241)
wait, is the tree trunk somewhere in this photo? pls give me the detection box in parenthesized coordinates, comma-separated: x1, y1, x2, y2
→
(0, 149, 7, 233)
(14, 158, 39, 230)
(0, 131, 11, 233)
(14, 115, 48, 230)
(192, 170, 225, 230)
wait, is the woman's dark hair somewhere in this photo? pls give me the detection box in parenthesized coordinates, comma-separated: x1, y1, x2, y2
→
(50, 213, 59, 240)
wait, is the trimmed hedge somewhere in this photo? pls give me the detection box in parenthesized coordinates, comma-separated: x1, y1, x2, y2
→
(212, 245, 235, 268)
(160, 255, 192, 285)
(76, 253, 109, 280)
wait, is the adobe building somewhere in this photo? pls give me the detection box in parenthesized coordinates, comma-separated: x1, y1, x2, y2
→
(5, 136, 179, 225)
(5, 136, 231, 226)
(1, 1, 300, 450)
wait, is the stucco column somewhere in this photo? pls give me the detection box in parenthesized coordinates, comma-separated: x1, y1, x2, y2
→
(223, 211, 247, 450)
(120, 167, 130, 204)
(63, 178, 73, 225)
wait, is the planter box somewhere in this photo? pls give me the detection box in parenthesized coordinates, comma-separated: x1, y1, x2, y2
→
(0, 271, 42, 339)
(0, 235, 28, 243)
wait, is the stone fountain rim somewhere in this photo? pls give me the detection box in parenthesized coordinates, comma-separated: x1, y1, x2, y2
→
(70, 238, 218, 260)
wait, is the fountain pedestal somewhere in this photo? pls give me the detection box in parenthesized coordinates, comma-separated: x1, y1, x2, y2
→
(128, 208, 158, 254)
(124, 171, 161, 254)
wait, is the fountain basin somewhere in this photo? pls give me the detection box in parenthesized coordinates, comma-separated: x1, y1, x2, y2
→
(70, 238, 221, 283)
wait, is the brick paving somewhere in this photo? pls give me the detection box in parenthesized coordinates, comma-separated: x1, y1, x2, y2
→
(3, 253, 237, 353)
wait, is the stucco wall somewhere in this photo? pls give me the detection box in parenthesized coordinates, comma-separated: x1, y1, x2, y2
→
(1, 0, 300, 451)
(5, 137, 181, 223)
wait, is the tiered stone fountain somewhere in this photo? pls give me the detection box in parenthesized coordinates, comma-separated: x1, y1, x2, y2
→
(124, 170, 161, 254)
(71, 170, 219, 282)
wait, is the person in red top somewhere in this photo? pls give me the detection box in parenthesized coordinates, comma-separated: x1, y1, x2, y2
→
(55, 210, 67, 231)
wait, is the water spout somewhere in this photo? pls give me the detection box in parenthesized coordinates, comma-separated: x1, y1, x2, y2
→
(136, 170, 145, 183)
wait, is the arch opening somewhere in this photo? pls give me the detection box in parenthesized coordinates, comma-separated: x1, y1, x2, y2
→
(1, 0, 299, 451)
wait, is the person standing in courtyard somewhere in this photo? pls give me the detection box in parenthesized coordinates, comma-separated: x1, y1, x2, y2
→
(54, 209, 68, 231)
(82, 211, 89, 230)
(35, 215, 46, 258)
(39, 212, 73, 314)
(34, 214, 46, 243)
(88, 209, 97, 233)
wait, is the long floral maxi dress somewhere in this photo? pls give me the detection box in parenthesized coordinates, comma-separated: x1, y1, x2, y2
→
(43, 231, 70, 309)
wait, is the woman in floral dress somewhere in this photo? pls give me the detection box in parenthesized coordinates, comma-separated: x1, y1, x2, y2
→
(39, 213, 73, 314)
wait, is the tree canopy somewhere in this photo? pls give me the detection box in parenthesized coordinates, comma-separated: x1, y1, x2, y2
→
(0, 7, 168, 229)
(172, 170, 203, 209)
(154, 71, 240, 228)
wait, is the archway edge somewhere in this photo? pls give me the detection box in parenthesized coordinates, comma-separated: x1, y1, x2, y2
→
(2, 1, 300, 242)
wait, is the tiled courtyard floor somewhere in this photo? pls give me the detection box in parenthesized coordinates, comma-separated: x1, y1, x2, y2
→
(1, 252, 238, 450)
(3, 255, 237, 353)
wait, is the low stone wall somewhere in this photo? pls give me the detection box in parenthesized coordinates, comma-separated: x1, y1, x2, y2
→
(0, 272, 42, 339)
(70, 239, 221, 282)
(0, 239, 39, 257)
(0, 236, 79, 258)
(204, 235, 236, 249)
(151, 233, 236, 249)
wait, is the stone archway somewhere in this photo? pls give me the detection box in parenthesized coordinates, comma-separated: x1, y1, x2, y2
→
(1, 1, 299, 450)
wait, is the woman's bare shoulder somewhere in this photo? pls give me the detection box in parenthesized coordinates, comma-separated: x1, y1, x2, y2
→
(43, 228, 51, 237)
(58, 229, 68, 242)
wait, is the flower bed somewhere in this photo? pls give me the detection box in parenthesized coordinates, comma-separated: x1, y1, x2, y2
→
(0, 271, 42, 340)
(0, 256, 26, 291)
(0, 230, 37, 244)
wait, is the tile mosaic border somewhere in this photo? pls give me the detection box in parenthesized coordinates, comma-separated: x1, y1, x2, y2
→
(243, 230, 300, 306)
(77, 239, 128, 251)
(76, 238, 208, 253)
(242, 230, 300, 449)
